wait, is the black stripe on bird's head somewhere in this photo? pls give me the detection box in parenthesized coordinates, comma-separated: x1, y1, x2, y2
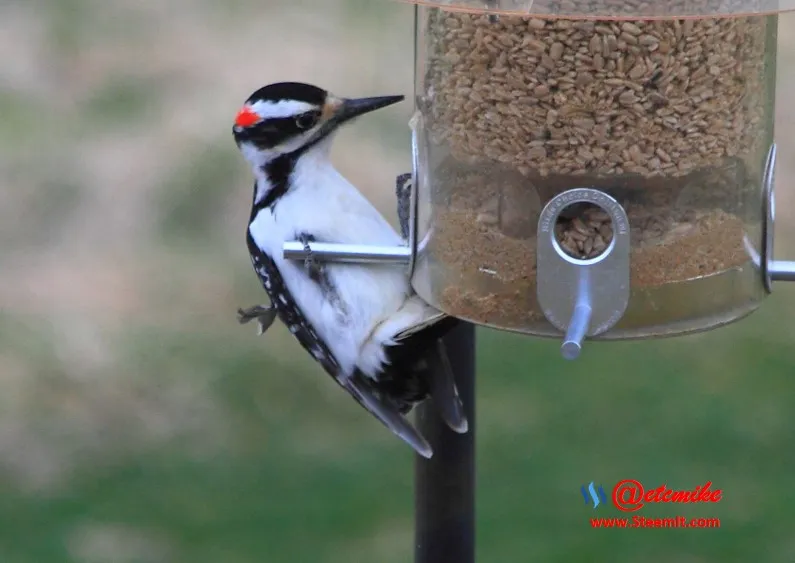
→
(232, 82, 404, 158)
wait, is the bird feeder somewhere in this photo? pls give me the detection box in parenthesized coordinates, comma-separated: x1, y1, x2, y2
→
(397, 0, 795, 359)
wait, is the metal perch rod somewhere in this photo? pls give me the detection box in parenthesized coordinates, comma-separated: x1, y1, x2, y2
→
(770, 260, 795, 282)
(283, 242, 411, 265)
(560, 266, 593, 361)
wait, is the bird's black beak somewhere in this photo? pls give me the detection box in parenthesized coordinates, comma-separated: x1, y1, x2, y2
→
(332, 95, 405, 125)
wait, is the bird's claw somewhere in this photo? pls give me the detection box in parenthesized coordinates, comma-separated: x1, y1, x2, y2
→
(237, 304, 278, 336)
(300, 235, 322, 279)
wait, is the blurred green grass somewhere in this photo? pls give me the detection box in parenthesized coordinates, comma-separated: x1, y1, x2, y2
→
(3, 293, 795, 562)
(2, 1, 795, 562)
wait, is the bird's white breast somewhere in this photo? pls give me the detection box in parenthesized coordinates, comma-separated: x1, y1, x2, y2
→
(248, 153, 411, 378)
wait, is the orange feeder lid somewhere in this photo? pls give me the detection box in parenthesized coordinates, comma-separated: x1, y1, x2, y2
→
(395, 0, 795, 19)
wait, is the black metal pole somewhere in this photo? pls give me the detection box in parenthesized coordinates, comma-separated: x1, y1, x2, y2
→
(414, 322, 476, 563)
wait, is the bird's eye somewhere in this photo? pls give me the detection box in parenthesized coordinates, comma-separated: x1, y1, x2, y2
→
(295, 112, 317, 130)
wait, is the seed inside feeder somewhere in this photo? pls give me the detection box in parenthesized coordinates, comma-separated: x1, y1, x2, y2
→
(554, 203, 614, 260)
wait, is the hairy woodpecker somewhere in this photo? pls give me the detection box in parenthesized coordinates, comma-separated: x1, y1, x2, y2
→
(232, 82, 467, 458)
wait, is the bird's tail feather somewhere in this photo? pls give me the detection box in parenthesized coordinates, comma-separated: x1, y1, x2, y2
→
(392, 311, 469, 435)
(424, 339, 468, 434)
(344, 374, 434, 459)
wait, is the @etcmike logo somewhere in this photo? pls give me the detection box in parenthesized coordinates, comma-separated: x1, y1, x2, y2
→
(583, 479, 723, 512)
(581, 482, 608, 508)
(612, 479, 722, 512)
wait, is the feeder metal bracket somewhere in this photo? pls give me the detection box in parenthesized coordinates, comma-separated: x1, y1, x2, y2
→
(536, 188, 631, 360)
(762, 143, 795, 289)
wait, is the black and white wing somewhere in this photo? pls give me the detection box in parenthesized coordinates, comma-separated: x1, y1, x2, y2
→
(246, 233, 433, 458)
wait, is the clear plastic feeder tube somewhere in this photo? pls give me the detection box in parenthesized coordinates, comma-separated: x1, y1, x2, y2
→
(405, 1, 786, 339)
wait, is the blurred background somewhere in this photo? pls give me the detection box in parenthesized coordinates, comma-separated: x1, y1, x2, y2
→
(1, 1, 795, 562)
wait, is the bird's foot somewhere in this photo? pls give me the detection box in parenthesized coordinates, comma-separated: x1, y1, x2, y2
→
(237, 304, 278, 336)
(299, 234, 322, 280)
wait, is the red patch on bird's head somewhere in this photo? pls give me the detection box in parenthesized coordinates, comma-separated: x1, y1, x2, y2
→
(235, 105, 261, 128)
